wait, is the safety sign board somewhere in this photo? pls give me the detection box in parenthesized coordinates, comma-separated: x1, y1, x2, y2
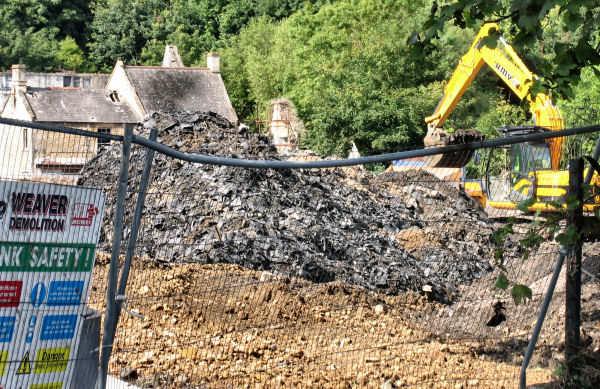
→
(0, 180, 104, 389)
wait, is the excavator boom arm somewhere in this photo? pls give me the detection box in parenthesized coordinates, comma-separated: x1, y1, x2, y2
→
(425, 23, 564, 170)
(425, 24, 496, 128)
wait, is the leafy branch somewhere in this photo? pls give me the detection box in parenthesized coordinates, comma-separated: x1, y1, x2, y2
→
(416, 0, 600, 100)
(492, 175, 599, 306)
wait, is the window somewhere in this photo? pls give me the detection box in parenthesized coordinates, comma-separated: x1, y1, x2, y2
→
(83, 77, 91, 89)
(63, 75, 82, 88)
(23, 129, 29, 149)
(98, 128, 111, 145)
(510, 143, 551, 173)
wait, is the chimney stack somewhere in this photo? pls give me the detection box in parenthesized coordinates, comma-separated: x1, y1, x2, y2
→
(207, 53, 220, 73)
(162, 45, 184, 67)
(11, 64, 27, 93)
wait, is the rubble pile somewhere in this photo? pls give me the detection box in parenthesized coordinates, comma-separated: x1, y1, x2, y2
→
(79, 111, 497, 301)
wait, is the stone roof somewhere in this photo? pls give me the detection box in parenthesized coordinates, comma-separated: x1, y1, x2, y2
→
(124, 66, 238, 122)
(24, 89, 138, 123)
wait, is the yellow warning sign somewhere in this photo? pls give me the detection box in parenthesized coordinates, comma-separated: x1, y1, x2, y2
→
(29, 383, 62, 389)
(16, 351, 31, 375)
(0, 350, 7, 376)
(34, 347, 70, 374)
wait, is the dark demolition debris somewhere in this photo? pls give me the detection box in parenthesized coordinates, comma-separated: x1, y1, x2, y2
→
(78, 111, 499, 302)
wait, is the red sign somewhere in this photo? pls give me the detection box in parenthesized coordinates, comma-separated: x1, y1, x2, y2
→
(70, 203, 99, 227)
(0, 281, 22, 307)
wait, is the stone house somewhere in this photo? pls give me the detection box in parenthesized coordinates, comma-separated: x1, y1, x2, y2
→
(0, 70, 108, 109)
(0, 49, 238, 178)
(105, 52, 237, 123)
(0, 64, 137, 177)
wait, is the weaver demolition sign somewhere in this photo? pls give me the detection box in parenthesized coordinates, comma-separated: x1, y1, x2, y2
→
(0, 180, 105, 389)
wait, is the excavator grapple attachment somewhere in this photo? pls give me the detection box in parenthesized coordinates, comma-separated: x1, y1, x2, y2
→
(423, 128, 484, 168)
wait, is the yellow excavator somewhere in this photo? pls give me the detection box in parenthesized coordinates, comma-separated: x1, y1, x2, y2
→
(421, 22, 599, 212)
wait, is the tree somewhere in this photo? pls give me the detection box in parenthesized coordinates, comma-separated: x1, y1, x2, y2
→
(416, 0, 600, 99)
(221, 0, 496, 157)
(88, 0, 165, 70)
(219, 0, 326, 41)
(0, 0, 93, 71)
(563, 68, 600, 124)
(55, 37, 90, 72)
(138, 0, 324, 67)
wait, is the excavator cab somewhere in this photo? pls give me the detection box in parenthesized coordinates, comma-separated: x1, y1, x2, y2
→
(506, 142, 550, 203)
(499, 125, 554, 176)
(509, 142, 552, 173)
(486, 126, 556, 205)
(484, 145, 536, 204)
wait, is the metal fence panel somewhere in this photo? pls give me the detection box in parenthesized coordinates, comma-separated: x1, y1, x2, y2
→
(0, 122, 113, 389)
(2, 116, 599, 388)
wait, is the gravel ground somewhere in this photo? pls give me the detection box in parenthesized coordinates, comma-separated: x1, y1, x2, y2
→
(79, 111, 600, 388)
(89, 256, 558, 388)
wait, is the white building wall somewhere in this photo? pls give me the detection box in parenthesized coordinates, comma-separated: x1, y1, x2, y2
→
(0, 95, 35, 178)
(105, 62, 145, 120)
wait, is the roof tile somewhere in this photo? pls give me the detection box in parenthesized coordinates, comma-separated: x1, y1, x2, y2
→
(26, 89, 138, 123)
(124, 67, 238, 122)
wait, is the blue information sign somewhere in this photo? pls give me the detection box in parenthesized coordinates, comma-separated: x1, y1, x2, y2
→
(30, 282, 47, 307)
(40, 314, 77, 341)
(47, 281, 84, 306)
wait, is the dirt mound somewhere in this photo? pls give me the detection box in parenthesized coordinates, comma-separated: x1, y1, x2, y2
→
(79, 111, 499, 302)
(90, 260, 554, 388)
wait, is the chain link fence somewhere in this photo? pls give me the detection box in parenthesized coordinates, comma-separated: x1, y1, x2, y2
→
(0, 115, 599, 389)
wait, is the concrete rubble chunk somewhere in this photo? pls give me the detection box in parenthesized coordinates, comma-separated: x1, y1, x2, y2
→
(79, 110, 498, 302)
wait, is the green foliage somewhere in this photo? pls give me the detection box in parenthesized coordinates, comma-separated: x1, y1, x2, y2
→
(89, 0, 165, 70)
(495, 274, 509, 290)
(494, 257, 533, 305)
(222, 0, 467, 156)
(553, 354, 599, 388)
(492, 221, 513, 267)
(0, 28, 60, 71)
(559, 67, 600, 154)
(135, 0, 322, 67)
(0, 0, 93, 71)
(220, 0, 322, 41)
(510, 284, 533, 305)
(418, 0, 600, 100)
(56, 37, 90, 72)
(516, 197, 537, 213)
(287, 0, 438, 155)
(554, 363, 567, 379)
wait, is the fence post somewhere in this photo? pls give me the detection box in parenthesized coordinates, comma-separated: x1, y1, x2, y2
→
(519, 246, 568, 389)
(519, 157, 586, 388)
(96, 126, 133, 389)
(117, 128, 157, 297)
(565, 158, 584, 384)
